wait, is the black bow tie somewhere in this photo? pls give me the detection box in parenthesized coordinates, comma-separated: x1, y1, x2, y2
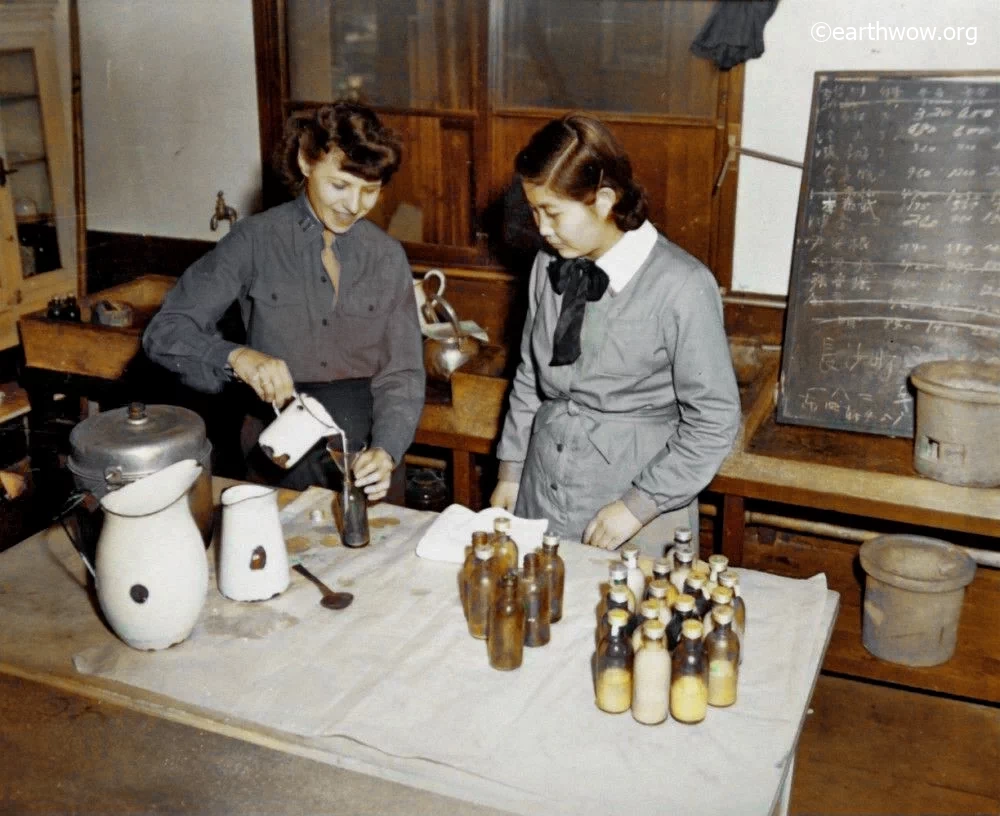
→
(546, 257, 610, 366)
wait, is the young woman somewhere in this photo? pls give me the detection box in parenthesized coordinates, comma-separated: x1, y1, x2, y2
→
(143, 102, 425, 499)
(491, 114, 741, 553)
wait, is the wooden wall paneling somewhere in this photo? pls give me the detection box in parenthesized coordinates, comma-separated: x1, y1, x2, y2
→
(252, 0, 287, 209)
(722, 293, 786, 347)
(441, 123, 473, 246)
(488, 117, 542, 201)
(662, 125, 717, 264)
(710, 64, 745, 290)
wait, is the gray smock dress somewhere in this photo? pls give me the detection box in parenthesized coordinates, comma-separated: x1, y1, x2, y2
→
(496, 226, 741, 555)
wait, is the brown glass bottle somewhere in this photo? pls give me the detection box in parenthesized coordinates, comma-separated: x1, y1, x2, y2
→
(669, 548, 694, 593)
(718, 571, 746, 638)
(651, 558, 672, 588)
(631, 599, 663, 653)
(608, 562, 636, 613)
(488, 571, 525, 670)
(702, 585, 734, 638)
(520, 552, 551, 647)
(705, 605, 740, 706)
(683, 573, 712, 620)
(595, 608, 633, 714)
(492, 516, 519, 573)
(539, 533, 565, 623)
(647, 578, 678, 625)
(666, 593, 698, 653)
(466, 541, 502, 639)
(665, 526, 693, 571)
(632, 620, 670, 725)
(460, 531, 490, 620)
(596, 585, 632, 647)
(670, 618, 708, 724)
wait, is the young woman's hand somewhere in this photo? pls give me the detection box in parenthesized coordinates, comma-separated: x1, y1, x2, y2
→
(583, 501, 641, 550)
(352, 447, 394, 502)
(490, 480, 519, 511)
(228, 347, 295, 406)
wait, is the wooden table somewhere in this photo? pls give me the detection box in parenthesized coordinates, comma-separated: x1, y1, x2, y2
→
(710, 362, 1000, 565)
(0, 478, 838, 816)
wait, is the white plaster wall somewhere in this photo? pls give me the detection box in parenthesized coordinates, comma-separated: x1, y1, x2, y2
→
(79, 0, 260, 240)
(732, 0, 999, 294)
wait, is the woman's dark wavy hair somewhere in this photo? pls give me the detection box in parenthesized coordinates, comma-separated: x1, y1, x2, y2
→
(514, 114, 648, 231)
(275, 101, 402, 193)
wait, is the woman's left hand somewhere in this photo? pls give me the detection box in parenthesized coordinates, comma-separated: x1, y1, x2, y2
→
(351, 447, 394, 502)
(583, 501, 642, 550)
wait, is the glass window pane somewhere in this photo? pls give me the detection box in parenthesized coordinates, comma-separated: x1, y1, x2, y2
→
(288, 0, 475, 110)
(0, 49, 61, 277)
(495, 0, 719, 116)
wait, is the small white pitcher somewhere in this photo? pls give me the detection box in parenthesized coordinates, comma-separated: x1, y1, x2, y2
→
(257, 392, 342, 469)
(219, 483, 290, 601)
(96, 459, 207, 651)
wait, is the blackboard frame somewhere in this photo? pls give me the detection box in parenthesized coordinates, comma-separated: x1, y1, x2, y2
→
(778, 69, 1000, 438)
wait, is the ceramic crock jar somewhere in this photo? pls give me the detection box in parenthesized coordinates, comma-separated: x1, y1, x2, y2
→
(67, 402, 214, 556)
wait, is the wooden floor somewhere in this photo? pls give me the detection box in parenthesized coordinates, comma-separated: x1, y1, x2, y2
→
(1, 671, 996, 814)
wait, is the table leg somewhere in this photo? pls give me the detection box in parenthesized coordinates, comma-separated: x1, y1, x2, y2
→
(452, 450, 475, 509)
(721, 493, 746, 566)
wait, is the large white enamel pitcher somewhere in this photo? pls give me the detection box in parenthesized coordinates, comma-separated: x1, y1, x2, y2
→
(95, 459, 207, 650)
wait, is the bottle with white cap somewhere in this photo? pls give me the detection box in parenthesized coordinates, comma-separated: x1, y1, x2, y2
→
(597, 583, 633, 646)
(607, 561, 636, 613)
(670, 619, 708, 724)
(707, 554, 729, 591)
(492, 516, 519, 574)
(538, 533, 565, 623)
(460, 530, 490, 620)
(682, 573, 712, 620)
(631, 599, 663, 653)
(467, 541, 502, 639)
(665, 593, 698, 652)
(650, 557, 672, 591)
(705, 605, 739, 706)
(664, 526, 693, 571)
(718, 570, 746, 664)
(702, 585, 734, 638)
(620, 543, 646, 615)
(647, 578, 678, 625)
(632, 619, 670, 725)
(488, 570, 525, 670)
(595, 608, 633, 714)
(669, 548, 694, 593)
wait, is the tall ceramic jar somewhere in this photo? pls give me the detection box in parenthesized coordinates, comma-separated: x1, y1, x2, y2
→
(96, 460, 208, 650)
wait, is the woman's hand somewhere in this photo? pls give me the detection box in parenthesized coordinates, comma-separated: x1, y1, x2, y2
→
(352, 447, 394, 502)
(583, 501, 642, 550)
(490, 480, 519, 512)
(228, 347, 295, 406)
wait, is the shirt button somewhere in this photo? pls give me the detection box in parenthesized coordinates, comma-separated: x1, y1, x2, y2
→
(556, 443, 564, 453)
(320, 276, 327, 283)
(550, 483, 558, 491)
(322, 318, 329, 326)
(368, 304, 374, 312)
(271, 293, 278, 301)
(320, 361, 327, 368)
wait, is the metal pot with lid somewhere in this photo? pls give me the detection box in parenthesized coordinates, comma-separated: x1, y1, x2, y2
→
(68, 402, 214, 543)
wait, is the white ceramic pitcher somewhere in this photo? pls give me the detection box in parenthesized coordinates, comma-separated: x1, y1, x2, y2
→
(96, 459, 207, 650)
(218, 483, 290, 601)
(257, 392, 342, 469)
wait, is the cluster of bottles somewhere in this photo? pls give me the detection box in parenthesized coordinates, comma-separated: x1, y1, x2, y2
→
(46, 295, 81, 322)
(594, 529, 747, 726)
(459, 517, 566, 671)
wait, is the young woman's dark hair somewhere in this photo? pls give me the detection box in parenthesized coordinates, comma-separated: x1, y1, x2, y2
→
(514, 114, 648, 231)
(276, 101, 402, 193)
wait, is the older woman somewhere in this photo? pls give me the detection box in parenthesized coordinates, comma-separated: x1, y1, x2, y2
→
(144, 101, 424, 499)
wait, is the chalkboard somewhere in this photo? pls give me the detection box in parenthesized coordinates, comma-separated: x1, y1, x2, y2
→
(778, 72, 1000, 437)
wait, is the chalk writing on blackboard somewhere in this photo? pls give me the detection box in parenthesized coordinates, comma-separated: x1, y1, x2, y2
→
(778, 73, 1000, 437)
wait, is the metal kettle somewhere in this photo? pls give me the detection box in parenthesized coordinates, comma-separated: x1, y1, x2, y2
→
(423, 292, 482, 381)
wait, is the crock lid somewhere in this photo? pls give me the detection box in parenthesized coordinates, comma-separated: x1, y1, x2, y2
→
(910, 360, 1000, 405)
(68, 402, 210, 485)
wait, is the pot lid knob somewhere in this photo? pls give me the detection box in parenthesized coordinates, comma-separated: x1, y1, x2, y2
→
(127, 402, 149, 424)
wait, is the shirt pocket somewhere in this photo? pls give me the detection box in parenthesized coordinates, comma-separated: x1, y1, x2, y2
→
(337, 284, 390, 348)
(593, 317, 661, 377)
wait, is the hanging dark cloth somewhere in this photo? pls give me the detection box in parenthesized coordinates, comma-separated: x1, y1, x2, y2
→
(547, 257, 610, 366)
(690, 0, 779, 70)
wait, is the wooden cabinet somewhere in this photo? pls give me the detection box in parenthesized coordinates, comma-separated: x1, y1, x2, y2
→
(254, 0, 743, 285)
(0, 0, 77, 351)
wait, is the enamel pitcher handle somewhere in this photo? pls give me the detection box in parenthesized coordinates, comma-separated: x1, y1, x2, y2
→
(272, 390, 300, 417)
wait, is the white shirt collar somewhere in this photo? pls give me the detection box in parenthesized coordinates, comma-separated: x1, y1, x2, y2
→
(595, 220, 657, 294)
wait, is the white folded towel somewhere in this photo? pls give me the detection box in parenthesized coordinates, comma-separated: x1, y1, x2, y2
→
(414, 505, 549, 564)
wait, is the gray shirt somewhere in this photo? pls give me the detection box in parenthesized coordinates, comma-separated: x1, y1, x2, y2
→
(142, 194, 425, 464)
(497, 233, 741, 527)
